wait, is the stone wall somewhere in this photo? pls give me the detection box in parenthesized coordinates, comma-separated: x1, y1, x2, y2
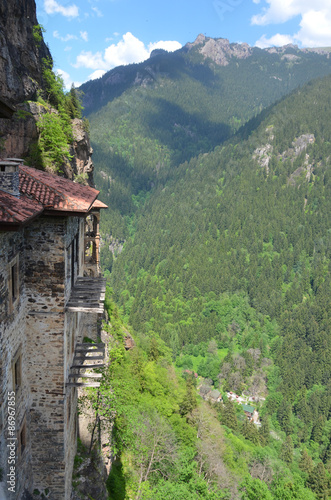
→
(24, 216, 67, 498)
(0, 231, 33, 498)
(0, 210, 103, 499)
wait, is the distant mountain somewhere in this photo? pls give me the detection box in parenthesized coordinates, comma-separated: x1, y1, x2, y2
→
(87, 38, 331, 498)
(81, 34, 331, 117)
(80, 35, 331, 242)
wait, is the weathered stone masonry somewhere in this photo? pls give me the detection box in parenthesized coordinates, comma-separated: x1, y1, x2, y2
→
(0, 164, 107, 500)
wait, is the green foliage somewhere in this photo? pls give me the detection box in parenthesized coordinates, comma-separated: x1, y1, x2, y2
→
(280, 436, 294, 464)
(32, 24, 45, 47)
(36, 110, 72, 172)
(240, 476, 273, 500)
(306, 462, 329, 498)
(91, 56, 331, 499)
(31, 59, 85, 172)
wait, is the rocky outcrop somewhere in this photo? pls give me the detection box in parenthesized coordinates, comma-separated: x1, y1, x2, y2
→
(186, 34, 252, 66)
(0, 0, 49, 164)
(70, 118, 95, 186)
(0, 0, 51, 105)
(0, 1, 94, 186)
(0, 102, 38, 158)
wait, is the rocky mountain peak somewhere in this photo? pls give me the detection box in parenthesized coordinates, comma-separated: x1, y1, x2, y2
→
(186, 35, 253, 66)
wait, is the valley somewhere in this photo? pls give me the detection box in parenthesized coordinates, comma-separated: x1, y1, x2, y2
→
(80, 37, 331, 499)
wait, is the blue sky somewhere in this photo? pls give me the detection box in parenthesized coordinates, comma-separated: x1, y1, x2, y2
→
(35, 0, 331, 89)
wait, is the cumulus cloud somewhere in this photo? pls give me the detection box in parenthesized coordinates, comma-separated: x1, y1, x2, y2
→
(74, 50, 106, 70)
(73, 32, 182, 71)
(148, 40, 182, 52)
(255, 33, 295, 48)
(44, 0, 78, 17)
(297, 10, 331, 46)
(56, 69, 71, 89)
(56, 69, 82, 90)
(252, 0, 331, 47)
(89, 70, 106, 80)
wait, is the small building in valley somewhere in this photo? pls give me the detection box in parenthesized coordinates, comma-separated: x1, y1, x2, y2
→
(242, 404, 256, 421)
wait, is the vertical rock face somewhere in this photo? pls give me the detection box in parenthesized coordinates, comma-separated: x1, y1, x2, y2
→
(0, 0, 51, 104)
(0, 0, 95, 186)
(70, 118, 95, 186)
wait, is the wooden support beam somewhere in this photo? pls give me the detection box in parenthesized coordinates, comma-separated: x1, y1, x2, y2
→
(73, 355, 104, 361)
(65, 276, 106, 313)
(71, 364, 105, 369)
(75, 347, 105, 353)
(66, 382, 101, 388)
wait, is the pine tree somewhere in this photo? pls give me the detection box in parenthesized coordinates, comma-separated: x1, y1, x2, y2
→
(259, 417, 270, 446)
(179, 376, 197, 417)
(299, 449, 314, 475)
(307, 462, 329, 499)
(277, 399, 293, 435)
(311, 416, 325, 444)
(280, 435, 294, 464)
(242, 418, 260, 445)
(219, 399, 238, 431)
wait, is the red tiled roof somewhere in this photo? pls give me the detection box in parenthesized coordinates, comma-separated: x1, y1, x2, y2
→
(91, 199, 108, 209)
(0, 191, 43, 225)
(19, 165, 100, 213)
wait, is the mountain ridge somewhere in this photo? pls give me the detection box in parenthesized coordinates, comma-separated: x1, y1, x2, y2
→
(80, 34, 331, 115)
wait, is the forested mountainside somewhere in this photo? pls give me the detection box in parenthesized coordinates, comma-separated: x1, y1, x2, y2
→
(87, 66, 331, 499)
(82, 36, 331, 241)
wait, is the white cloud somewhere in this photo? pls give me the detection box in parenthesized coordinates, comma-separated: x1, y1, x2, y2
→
(252, 1, 331, 47)
(53, 30, 77, 42)
(297, 10, 331, 46)
(56, 69, 82, 90)
(74, 50, 106, 70)
(73, 32, 182, 72)
(255, 33, 295, 48)
(80, 31, 89, 42)
(44, 0, 79, 17)
(251, 0, 323, 25)
(92, 6, 103, 17)
(89, 69, 106, 80)
(103, 32, 149, 68)
(148, 40, 182, 52)
(56, 69, 72, 89)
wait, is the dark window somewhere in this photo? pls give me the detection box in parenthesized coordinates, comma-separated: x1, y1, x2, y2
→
(9, 256, 19, 311)
(11, 263, 17, 301)
(13, 355, 21, 391)
(19, 421, 26, 456)
(71, 240, 75, 287)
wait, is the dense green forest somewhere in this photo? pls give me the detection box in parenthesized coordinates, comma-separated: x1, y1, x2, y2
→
(84, 41, 331, 242)
(83, 41, 331, 499)
(89, 292, 320, 500)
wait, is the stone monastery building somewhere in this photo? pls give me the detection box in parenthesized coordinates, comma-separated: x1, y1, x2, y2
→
(0, 139, 107, 498)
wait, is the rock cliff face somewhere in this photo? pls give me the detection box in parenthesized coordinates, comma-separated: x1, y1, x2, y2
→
(70, 118, 95, 186)
(0, 0, 94, 185)
(0, 0, 50, 104)
(186, 34, 252, 66)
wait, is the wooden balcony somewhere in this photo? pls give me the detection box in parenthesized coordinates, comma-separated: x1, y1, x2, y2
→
(66, 276, 106, 314)
(66, 342, 105, 388)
